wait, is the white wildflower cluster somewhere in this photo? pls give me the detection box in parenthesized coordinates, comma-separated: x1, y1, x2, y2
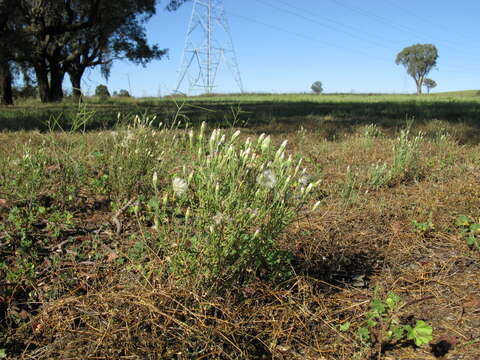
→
(172, 177, 188, 197)
(119, 130, 135, 148)
(172, 124, 322, 228)
(208, 129, 226, 154)
(131, 113, 157, 129)
(157, 124, 325, 283)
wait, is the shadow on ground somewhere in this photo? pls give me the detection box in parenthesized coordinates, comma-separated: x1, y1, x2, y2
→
(1, 99, 480, 133)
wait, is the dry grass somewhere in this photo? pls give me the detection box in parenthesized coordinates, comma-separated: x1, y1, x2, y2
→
(1, 119, 480, 359)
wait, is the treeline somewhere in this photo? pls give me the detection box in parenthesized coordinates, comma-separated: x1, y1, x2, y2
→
(0, 0, 188, 105)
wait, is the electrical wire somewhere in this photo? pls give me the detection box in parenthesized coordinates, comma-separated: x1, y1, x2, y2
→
(250, 0, 479, 74)
(260, 0, 408, 50)
(327, 0, 480, 60)
(229, 11, 393, 63)
(383, 0, 479, 46)
(254, 0, 399, 51)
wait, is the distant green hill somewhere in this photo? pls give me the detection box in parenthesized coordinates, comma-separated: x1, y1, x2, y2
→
(433, 90, 479, 97)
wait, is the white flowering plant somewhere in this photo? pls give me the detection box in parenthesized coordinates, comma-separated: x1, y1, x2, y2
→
(368, 128, 424, 189)
(151, 123, 320, 286)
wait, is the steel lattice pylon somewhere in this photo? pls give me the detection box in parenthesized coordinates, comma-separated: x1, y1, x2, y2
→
(175, 0, 243, 94)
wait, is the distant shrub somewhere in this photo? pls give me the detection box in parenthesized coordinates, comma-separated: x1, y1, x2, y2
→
(118, 89, 131, 97)
(95, 85, 110, 100)
(476, 90, 480, 96)
(311, 81, 323, 94)
(13, 85, 38, 99)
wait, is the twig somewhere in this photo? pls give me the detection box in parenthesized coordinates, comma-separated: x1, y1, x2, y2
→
(47, 239, 72, 251)
(400, 295, 436, 310)
(111, 198, 137, 236)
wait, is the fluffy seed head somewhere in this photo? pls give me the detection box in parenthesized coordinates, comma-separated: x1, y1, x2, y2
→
(172, 177, 188, 197)
(258, 169, 277, 189)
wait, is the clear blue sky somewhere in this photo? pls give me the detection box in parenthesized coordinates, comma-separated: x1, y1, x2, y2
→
(81, 0, 480, 96)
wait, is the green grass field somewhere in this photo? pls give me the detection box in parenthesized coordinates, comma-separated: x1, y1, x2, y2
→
(1, 91, 480, 132)
(1, 94, 480, 359)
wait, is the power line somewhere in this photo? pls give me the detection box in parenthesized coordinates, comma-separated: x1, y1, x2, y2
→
(383, 0, 479, 46)
(229, 12, 393, 63)
(252, 0, 480, 72)
(229, 11, 477, 77)
(261, 0, 407, 50)
(254, 0, 398, 52)
(327, 0, 480, 61)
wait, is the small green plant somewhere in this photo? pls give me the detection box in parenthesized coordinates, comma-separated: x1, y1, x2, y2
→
(341, 166, 359, 204)
(363, 124, 384, 139)
(149, 124, 320, 287)
(412, 219, 434, 234)
(357, 292, 433, 358)
(368, 128, 423, 189)
(46, 209, 74, 239)
(456, 215, 480, 250)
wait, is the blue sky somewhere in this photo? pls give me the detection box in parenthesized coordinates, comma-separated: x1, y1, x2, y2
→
(81, 0, 480, 96)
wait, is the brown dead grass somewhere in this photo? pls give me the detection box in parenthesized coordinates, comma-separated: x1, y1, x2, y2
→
(1, 120, 480, 359)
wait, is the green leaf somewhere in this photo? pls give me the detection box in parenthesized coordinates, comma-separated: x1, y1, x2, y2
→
(0, 349, 6, 359)
(370, 299, 386, 316)
(358, 327, 370, 341)
(466, 236, 476, 246)
(456, 215, 471, 227)
(469, 223, 480, 233)
(406, 320, 433, 347)
(386, 292, 401, 310)
(391, 325, 406, 341)
(339, 322, 350, 331)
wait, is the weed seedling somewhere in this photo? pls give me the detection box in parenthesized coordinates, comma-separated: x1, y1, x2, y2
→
(357, 292, 433, 359)
(412, 220, 434, 234)
(456, 215, 480, 250)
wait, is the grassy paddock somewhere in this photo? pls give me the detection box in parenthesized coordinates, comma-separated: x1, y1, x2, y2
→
(1, 92, 480, 132)
(1, 109, 480, 359)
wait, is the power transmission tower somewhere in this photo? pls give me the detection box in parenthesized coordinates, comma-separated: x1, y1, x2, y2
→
(176, 0, 244, 94)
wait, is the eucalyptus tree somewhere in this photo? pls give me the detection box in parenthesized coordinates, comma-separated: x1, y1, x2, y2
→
(65, 0, 168, 101)
(311, 81, 323, 94)
(13, 0, 187, 103)
(423, 78, 437, 94)
(396, 44, 438, 95)
(14, 0, 103, 102)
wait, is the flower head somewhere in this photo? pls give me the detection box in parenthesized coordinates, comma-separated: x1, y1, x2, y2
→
(299, 174, 310, 187)
(172, 177, 188, 197)
(257, 169, 277, 189)
(213, 213, 231, 226)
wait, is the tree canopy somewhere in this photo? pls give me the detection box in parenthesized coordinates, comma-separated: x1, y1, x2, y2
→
(423, 78, 437, 94)
(396, 44, 438, 95)
(0, 0, 187, 103)
(311, 81, 323, 94)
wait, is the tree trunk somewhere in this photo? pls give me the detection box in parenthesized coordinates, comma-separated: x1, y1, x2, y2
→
(34, 63, 50, 103)
(69, 68, 85, 103)
(416, 81, 422, 95)
(415, 76, 424, 95)
(0, 59, 13, 105)
(49, 65, 64, 102)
